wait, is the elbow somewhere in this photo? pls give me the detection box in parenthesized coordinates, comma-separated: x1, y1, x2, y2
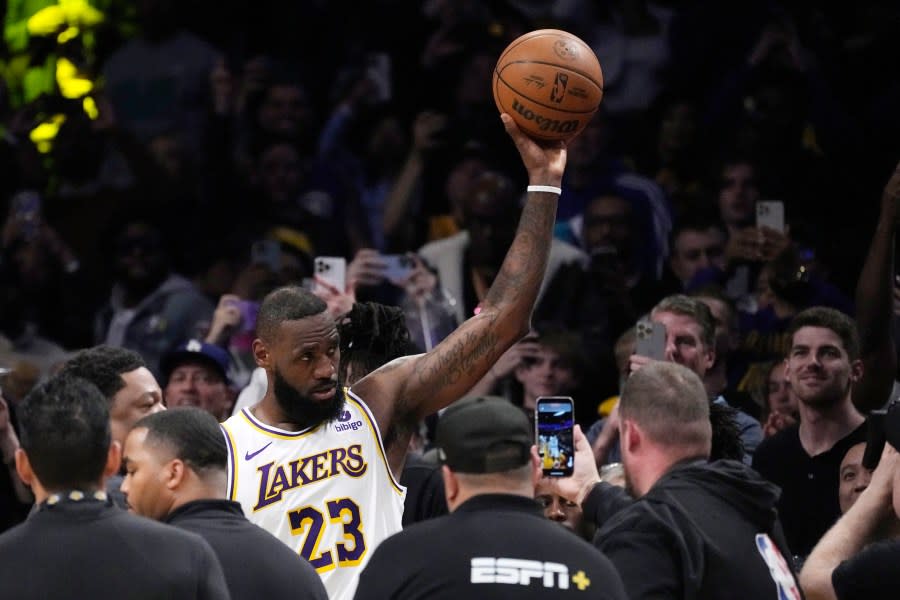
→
(799, 568, 837, 600)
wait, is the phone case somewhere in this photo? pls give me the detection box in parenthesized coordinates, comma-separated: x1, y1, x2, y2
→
(314, 257, 347, 292)
(381, 254, 415, 283)
(535, 396, 575, 477)
(251, 240, 281, 271)
(635, 319, 667, 360)
(756, 201, 785, 233)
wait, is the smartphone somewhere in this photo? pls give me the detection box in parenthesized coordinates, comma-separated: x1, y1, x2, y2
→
(251, 240, 281, 271)
(382, 254, 415, 284)
(365, 52, 392, 102)
(10, 190, 42, 241)
(536, 396, 575, 477)
(756, 200, 785, 233)
(635, 319, 667, 360)
(314, 256, 347, 292)
(236, 300, 259, 334)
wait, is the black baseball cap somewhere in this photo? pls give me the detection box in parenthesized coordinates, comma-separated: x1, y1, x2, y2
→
(435, 396, 533, 474)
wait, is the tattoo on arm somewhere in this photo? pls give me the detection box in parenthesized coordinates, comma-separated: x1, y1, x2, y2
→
(414, 325, 502, 395)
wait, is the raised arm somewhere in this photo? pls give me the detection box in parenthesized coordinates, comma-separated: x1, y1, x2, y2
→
(799, 445, 899, 600)
(853, 160, 900, 413)
(352, 114, 565, 429)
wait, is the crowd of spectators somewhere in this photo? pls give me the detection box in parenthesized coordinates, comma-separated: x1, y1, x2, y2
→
(3, 1, 900, 598)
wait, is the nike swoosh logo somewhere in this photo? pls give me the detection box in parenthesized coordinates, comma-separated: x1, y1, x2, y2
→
(245, 442, 272, 461)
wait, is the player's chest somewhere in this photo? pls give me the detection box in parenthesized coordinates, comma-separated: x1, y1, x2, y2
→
(236, 422, 375, 509)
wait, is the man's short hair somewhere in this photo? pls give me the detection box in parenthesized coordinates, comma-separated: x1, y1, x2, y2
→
(787, 306, 860, 360)
(19, 374, 111, 490)
(669, 211, 726, 255)
(651, 294, 716, 349)
(619, 362, 712, 453)
(59, 345, 146, 401)
(134, 407, 227, 475)
(255, 286, 328, 342)
(529, 323, 589, 379)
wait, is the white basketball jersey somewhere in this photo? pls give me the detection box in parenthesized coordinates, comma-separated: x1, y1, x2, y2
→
(221, 389, 406, 600)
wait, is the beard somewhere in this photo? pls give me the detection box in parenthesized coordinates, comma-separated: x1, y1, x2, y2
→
(273, 368, 343, 429)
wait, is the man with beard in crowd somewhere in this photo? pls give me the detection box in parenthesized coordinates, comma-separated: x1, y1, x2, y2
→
(220, 114, 567, 600)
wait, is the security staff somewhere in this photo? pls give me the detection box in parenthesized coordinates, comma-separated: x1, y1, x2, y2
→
(0, 374, 230, 599)
(121, 407, 327, 600)
(354, 395, 627, 600)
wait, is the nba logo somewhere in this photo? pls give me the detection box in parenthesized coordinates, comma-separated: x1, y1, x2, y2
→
(551, 73, 568, 104)
(338, 410, 352, 422)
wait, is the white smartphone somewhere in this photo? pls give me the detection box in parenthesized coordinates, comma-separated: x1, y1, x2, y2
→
(314, 256, 347, 292)
(635, 319, 667, 360)
(756, 200, 785, 233)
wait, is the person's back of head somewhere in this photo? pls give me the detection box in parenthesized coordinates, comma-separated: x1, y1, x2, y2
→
(337, 301, 419, 386)
(435, 396, 538, 510)
(619, 362, 712, 494)
(123, 407, 227, 520)
(17, 374, 114, 497)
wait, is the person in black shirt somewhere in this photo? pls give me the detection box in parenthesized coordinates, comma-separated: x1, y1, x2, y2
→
(799, 403, 900, 600)
(354, 395, 627, 600)
(121, 406, 327, 600)
(753, 307, 868, 559)
(0, 374, 229, 599)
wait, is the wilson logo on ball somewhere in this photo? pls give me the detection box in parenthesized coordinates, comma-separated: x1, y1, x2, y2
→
(511, 99, 579, 134)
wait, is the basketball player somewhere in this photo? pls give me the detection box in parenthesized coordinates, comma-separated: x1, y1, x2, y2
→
(221, 113, 568, 600)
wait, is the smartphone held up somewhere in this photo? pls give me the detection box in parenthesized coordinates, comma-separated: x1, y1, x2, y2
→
(635, 319, 667, 361)
(536, 396, 575, 477)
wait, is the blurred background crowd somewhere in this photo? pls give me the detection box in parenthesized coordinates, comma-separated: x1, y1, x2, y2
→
(1, 0, 900, 550)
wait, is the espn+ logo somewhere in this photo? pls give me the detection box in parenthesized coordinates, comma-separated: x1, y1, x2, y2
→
(470, 557, 591, 591)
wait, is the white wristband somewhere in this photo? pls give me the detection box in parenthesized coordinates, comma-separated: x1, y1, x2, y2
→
(527, 185, 562, 195)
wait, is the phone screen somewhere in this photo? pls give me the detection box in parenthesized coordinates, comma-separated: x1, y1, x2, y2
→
(251, 240, 281, 271)
(536, 396, 575, 477)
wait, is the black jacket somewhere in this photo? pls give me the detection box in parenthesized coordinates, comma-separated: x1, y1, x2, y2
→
(0, 494, 230, 599)
(586, 459, 803, 600)
(165, 499, 327, 600)
(355, 494, 627, 600)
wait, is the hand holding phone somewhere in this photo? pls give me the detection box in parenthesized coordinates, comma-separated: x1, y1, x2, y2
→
(536, 396, 575, 477)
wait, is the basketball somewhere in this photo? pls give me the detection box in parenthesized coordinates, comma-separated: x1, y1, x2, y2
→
(492, 29, 603, 142)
